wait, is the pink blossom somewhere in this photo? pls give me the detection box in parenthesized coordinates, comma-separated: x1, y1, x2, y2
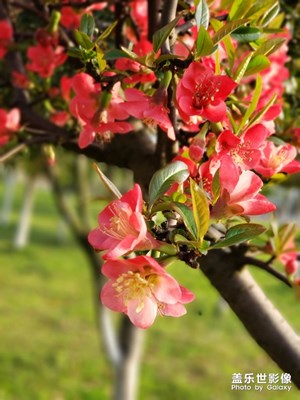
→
(101, 256, 195, 328)
(216, 124, 269, 170)
(60, 6, 82, 29)
(26, 44, 67, 78)
(124, 88, 176, 140)
(0, 20, 13, 58)
(0, 108, 20, 146)
(88, 184, 158, 259)
(50, 111, 69, 127)
(176, 62, 237, 122)
(255, 142, 300, 178)
(206, 156, 276, 218)
(69, 73, 132, 148)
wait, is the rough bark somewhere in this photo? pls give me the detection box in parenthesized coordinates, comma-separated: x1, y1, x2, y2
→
(200, 249, 300, 389)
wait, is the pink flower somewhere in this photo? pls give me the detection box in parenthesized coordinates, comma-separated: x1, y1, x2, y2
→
(206, 156, 276, 218)
(0, 20, 13, 58)
(0, 108, 20, 146)
(26, 44, 67, 78)
(60, 6, 82, 29)
(101, 256, 195, 329)
(176, 62, 237, 122)
(88, 184, 158, 259)
(70, 73, 132, 148)
(216, 124, 269, 170)
(124, 88, 176, 140)
(255, 142, 300, 178)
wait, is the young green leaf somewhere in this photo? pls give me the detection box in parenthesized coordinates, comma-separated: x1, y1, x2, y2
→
(253, 38, 285, 57)
(148, 161, 189, 208)
(74, 30, 95, 50)
(172, 202, 197, 240)
(211, 223, 266, 249)
(229, 0, 252, 21)
(190, 179, 210, 244)
(97, 21, 118, 42)
(212, 19, 249, 45)
(233, 53, 253, 82)
(244, 54, 270, 76)
(195, 0, 210, 29)
(80, 14, 95, 37)
(153, 15, 182, 53)
(96, 45, 107, 72)
(195, 25, 214, 57)
(237, 74, 262, 134)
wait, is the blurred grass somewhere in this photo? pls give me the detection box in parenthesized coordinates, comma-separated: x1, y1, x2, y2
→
(0, 175, 300, 399)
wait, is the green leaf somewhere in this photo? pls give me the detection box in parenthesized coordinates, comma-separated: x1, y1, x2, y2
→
(104, 49, 131, 60)
(190, 179, 210, 244)
(244, 0, 278, 20)
(253, 38, 285, 57)
(195, 25, 214, 57)
(244, 54, 270, 76)
(233, 53, 253, 82)
(74, 30, 94, 50)
(260, 2, 280, 27)
(237, 74, 262, 133)
(246, 93, 277, 128)
(97, 21, 118, 42)
(80, 14, 95, 37)
(96, 45, 107, 72)
(211, 223, 266, 249)
(229, 0, 252, 21)
(153, 15, 182, 53)
(195, 0, 210, 29)
(148, 161, 189, 208)
(212, 19, 249, 45)
(67, 48, 82, 59)
(172, 202, 197, 240)
(231, 26, 261, 43)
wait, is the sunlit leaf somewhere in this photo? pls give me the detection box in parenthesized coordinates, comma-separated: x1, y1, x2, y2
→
(96, 45, 107, 72)
(190, 179, 210, 244)
(233, 53, 253, 82)
(212, 19, 249, 45)
(74, 30, 94, 50)
(148, 161, 190, 208)
(211, 223, 266, 249)
(244, 54, 270, 76)
(195, 25, 214, 57)
(229, 0, 252, 21)
(172, 202, 197, 240)
(195, 0, 210, 29)
(253, 38, 285, 57)
(97, 21, 118, 42)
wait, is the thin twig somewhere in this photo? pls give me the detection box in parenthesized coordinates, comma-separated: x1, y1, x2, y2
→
(242, 255, 292, 288)
(0, 143, 26, 163)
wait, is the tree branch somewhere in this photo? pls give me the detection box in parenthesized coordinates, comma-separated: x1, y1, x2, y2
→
(200, 248, 300, 389)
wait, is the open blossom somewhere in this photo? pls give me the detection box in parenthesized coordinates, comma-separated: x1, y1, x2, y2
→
(203, 156, 276, 218)
(216, 124, 269, 170)
(70, 72, 132, 148)
(255, 142, 300, 178)
(176, 62, 237, 122)
(88, 184, 158, 259)
(26, 44, 67, 78)
(0, 20, 13, 58)
(0, 108, 20, 146)
(101, 256, 195, 329)
(123, 88, 176, 140)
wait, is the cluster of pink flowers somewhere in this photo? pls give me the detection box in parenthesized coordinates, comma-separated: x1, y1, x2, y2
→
(88, 184, 195, 328)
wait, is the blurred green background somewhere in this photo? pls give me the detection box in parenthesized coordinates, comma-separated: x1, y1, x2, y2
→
(0, 162, 299, 400)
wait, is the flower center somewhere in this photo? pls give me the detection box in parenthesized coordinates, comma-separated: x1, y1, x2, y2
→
(112, 269, 158, 312)
(269, 148, 289, 169)
(102, 203, 137, 240)
(193, 75, 219, 108)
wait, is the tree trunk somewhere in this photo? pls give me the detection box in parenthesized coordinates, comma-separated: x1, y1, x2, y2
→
(200, 249, 300, 389)
(14, 178, 36, 248)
